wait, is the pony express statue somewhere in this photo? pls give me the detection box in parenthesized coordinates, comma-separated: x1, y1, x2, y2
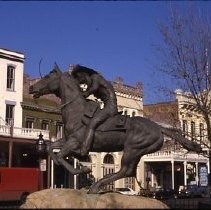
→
(29, 64, 202, 194)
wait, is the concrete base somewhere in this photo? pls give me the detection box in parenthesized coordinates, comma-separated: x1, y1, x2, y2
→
(20, 188, 169, 209)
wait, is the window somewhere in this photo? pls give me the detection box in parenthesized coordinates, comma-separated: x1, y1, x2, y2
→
(5, 104, 14, 126)
(199, 123, 204, 143)
(191, 121, 195, 141)
(7, 65, 15, 90)
(41, 120, 49, 130)
(56, 122, 63, 139)
(26, 118, 34, 129)
(132, 111, 136, 117)
(124, 110, 128, 116)
(103, 154, 115, 190)
(103, 154, 114, 164)
(182, 120, 188, 137)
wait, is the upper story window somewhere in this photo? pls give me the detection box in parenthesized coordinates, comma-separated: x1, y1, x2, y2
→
(103, 154, 114, 164)
(132, 111, 136, 117)
(26, 118, 34, 129)
(182, 120, 188, 137)
(7, 65, 15, 91)
(199, 123, 204, 143)
(41, 120, 49, 130)
(56, 122, 63, 139)
(191, 121, 195, 141)
(124, 110, 128, 116)
(5, 104, 14, 126)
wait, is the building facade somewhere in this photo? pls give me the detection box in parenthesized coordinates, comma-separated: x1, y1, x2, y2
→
(143, 94, 209, 191)
(0, 48, 51, 188)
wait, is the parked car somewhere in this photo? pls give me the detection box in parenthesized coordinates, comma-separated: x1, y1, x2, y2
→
(177, 185, 207, 198)
(114, 187, 138, 195)
(152, 187, 177, 200)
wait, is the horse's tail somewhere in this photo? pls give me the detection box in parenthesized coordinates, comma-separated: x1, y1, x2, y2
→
(160, 127, 202, 153)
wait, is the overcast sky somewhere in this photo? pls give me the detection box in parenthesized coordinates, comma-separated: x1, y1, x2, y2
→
(1, 1, 210, 104)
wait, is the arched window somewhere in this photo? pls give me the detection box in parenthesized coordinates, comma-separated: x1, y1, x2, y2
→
(103, 154, 114, 164)
(103, 154, 115, 190)
(132, 111, 136, 117)
(124, 110, 128, 116)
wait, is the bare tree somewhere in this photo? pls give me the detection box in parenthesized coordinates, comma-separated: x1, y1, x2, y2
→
(156, 6, 211, 185)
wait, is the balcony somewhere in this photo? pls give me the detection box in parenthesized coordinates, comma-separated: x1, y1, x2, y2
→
(143, 150, 208, 162)
(0, 124, 50, 140)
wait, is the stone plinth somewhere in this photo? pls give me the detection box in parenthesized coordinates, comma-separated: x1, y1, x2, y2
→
(20, 189, 169, 209)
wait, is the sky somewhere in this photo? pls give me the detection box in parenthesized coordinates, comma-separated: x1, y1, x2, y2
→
(1, 1, 211, 104)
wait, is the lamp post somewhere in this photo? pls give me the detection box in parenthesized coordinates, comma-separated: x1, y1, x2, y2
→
(36, 132, 46, 154)
(35, 132, 47, 189)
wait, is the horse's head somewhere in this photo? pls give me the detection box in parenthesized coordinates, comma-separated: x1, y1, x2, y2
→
(29, 63, 63, 98)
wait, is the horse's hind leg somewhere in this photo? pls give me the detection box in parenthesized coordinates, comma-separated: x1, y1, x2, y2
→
(88, 148, 141, 194)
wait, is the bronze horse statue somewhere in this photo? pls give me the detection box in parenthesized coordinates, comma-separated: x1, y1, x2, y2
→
(29, 64, 202, 194)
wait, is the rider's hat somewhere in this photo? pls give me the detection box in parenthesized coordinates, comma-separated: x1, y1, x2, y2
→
(71, 65, 99, 76)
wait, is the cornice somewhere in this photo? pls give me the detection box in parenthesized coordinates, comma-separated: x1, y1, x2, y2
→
(21, 101, 61, 114)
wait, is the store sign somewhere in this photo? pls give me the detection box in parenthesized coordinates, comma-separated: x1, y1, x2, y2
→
(199, 166, 208, 186)
(40, 159, 46, 171)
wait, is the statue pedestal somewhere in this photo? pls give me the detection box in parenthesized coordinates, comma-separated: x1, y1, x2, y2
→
(21, 188, 169, 209)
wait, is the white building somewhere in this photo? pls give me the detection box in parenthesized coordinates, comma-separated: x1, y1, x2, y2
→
(0, 48, 24, 128)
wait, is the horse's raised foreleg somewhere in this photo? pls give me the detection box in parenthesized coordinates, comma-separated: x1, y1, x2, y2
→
(56, 138, 91, 175)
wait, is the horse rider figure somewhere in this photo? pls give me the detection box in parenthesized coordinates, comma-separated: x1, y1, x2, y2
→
(71, 65, 118, 156)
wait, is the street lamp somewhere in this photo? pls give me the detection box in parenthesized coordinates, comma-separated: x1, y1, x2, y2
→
(36, 132, 46, 154)
(35, 132, 47, 189)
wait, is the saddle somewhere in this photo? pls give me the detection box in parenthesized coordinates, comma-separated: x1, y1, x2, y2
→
(96, 114, 127, 132)
(82, 100, 127, 132)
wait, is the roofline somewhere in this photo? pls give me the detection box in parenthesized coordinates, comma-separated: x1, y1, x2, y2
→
(0, 47, 24, 55)
(144, 100, 177, 106)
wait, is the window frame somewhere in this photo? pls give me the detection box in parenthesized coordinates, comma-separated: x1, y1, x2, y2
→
(5, 104, 15, 126)
(7, 65, 15, 91)
(191, 121, 195, 141)
(25, 117, 34, 129)
(182, 120, 188, 137)
(41, 120, 49, 130)
(56, 122, 63, 139)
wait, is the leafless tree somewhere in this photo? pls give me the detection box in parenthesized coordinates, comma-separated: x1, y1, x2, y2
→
(156, 5, 211, 184)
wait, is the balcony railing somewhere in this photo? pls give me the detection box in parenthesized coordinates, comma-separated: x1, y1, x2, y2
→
(143, 150, 208, 162)
(0, 124, 49, 140)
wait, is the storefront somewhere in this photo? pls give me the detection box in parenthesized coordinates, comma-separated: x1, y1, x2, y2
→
(0, 135, 49, 189)
(143, 150, 208, 190)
